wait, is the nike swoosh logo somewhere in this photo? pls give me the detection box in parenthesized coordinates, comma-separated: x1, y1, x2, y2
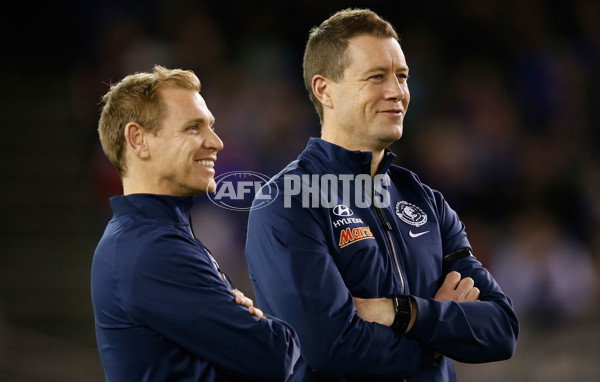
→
(409, 230, 430, 238)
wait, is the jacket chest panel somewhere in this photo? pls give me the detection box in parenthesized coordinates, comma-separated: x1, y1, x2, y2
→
(325, 197, 445, 297)
(326, 207, 397, 296)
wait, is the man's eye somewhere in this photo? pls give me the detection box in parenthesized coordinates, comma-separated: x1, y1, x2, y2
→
(370, 74, 384, 80)
(397, 73, 410, 80)
(188, 125, 199, 130)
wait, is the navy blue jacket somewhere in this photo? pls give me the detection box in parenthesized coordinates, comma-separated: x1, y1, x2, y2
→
(244, 138, 518, 381)
(91, 194, 300, 381)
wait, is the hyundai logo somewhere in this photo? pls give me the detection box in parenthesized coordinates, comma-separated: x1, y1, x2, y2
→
(332, 205, 353, 217)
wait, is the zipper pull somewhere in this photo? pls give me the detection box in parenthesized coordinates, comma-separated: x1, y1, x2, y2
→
(376, 207, 393, 231)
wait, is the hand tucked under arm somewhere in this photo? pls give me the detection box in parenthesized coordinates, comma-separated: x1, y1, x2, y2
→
(352, 297, 417, 333)
(231, 289, 264, 319)
(352, 297, 394, 326)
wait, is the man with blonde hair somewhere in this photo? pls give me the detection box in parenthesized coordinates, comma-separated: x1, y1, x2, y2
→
(245, 9, 518, 381)
(92, 65, 300, 381)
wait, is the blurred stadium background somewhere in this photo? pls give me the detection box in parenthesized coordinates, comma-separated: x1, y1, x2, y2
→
(0, 0, 598, 380)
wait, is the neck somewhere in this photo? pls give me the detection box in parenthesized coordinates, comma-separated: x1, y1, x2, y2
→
(369, 150, 385, 176)
(122, 170, 162, 196)
(321, 130, 385, 177)
(122, 178, 146, 196)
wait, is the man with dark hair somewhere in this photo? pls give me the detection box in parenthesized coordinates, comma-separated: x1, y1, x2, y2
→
(245, 9, 518, 381)
(92, 65, 300, 381)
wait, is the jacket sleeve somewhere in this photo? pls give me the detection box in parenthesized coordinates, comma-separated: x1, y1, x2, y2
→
(407, 187, 519, 363)
(244, 190, 434, 378)
(119, 229, 301, 381)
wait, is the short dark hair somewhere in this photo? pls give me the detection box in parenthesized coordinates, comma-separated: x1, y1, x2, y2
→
(302, 8, 399, 120)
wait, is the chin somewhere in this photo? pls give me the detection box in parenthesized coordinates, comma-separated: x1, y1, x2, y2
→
(378, 122, 402, 139)
(179, 183, 214, 197)
(203, 180, 217, 194)
(390, 126, 403, 141)
(381, 132, 403, 147)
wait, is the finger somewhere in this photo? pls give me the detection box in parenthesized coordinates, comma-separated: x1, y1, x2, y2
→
(455, 277, 475, 298)
(234, 294, 250, 307)
(442, 271, 461, 290)
(465, 287, 480, 302)
(253, 307, 264, 319)
(239, 297, 251, 307)
(249, 305, 264, 317)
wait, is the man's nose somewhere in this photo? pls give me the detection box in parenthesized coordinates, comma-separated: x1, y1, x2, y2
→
(387, 77, 406, 101)
(204, 128, 224, 152)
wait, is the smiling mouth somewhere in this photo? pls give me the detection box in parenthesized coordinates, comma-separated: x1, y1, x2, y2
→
(195, 160, 215, 168)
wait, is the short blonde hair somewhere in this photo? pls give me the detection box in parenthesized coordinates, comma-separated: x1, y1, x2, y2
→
(98, 65, 201, 176)
(303, 8, 399, 121)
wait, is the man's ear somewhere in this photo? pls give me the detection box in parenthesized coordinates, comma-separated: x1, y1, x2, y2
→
(124, 122, 150, 159)
(312, 75, 333, 109)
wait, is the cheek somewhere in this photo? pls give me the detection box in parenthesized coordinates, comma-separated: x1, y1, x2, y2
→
(362, 88, 381, 110)
(173, 140, 194, 159)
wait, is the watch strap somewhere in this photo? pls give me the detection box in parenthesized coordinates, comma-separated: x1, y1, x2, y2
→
(391, 294, 412, 333)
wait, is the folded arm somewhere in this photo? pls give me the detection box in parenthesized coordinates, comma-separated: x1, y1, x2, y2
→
(123, 234, 300, 381)
(245, 194, 433, 378)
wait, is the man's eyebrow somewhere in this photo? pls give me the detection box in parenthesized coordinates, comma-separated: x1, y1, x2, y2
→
(363, 65, 409, 76)
(185, 117, 214, 126)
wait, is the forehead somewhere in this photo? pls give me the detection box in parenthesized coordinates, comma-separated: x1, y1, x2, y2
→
(345, 34, 407, 74)
(159, 86, 212, 122)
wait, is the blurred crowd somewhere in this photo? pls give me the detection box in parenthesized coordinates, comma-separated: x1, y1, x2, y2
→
(67, 0, 598, 327)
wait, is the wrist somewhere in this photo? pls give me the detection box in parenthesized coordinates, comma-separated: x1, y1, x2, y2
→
(390, 295, 412, 333)
(406, 301, 417, 332)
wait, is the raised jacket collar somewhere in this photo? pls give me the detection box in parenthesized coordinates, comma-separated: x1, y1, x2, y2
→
(109, 194, 194, 226)
(300, 137, 397, 176)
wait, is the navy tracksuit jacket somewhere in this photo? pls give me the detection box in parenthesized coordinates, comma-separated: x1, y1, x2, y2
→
(244, 138, 519, 381)
(91, 194, 300, 381)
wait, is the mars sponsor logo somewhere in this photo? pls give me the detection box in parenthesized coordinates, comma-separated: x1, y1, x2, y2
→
(338, 226, 374, 248)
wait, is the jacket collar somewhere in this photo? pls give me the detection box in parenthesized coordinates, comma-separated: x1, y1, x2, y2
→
(300, 137, 397, 175)
(109, 194, 194, 225)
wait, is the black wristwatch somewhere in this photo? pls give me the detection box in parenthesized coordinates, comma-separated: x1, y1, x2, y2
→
(391, 294, 412, 333)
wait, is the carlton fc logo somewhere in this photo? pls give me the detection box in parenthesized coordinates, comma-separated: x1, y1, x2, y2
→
(395, 201, 427, 227)
(333, 205, 353, 217)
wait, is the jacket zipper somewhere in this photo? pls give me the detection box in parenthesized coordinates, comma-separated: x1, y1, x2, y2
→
(375, 203, 409, 382)
(189, 215, 236, 289)
(375, 207, 405, 295)
(373, 166, 408, 382)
